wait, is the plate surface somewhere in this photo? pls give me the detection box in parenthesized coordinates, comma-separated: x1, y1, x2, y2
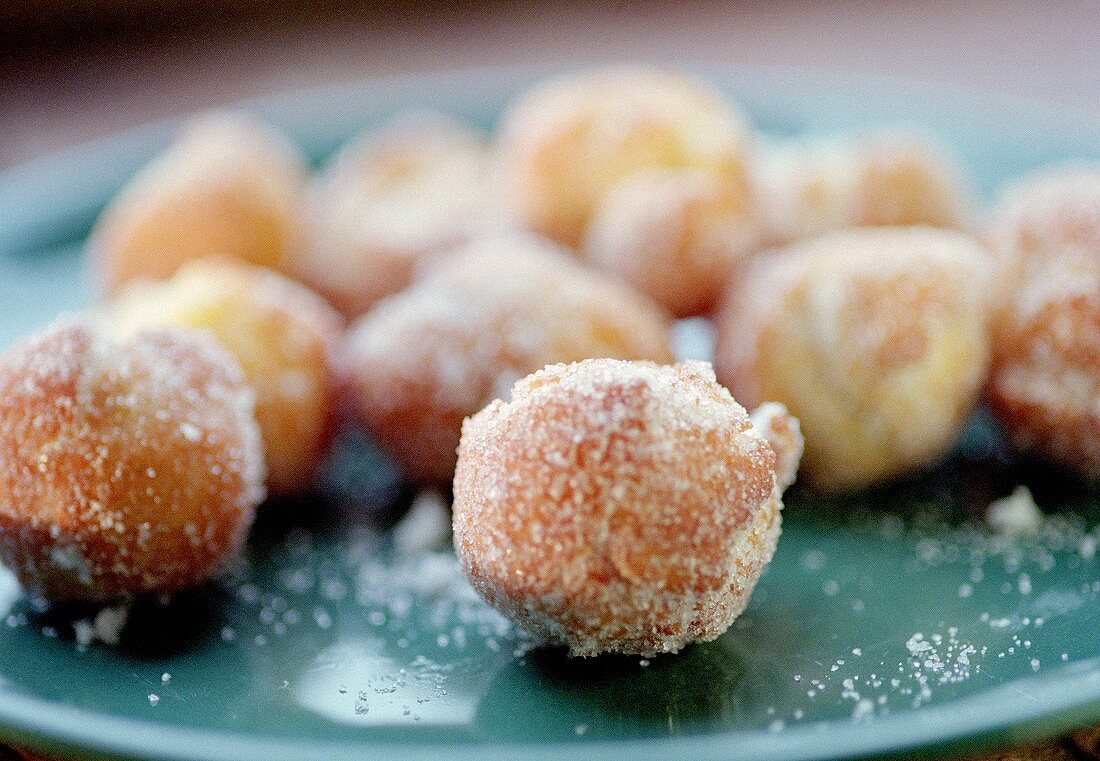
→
(0, 67, 1099, 761)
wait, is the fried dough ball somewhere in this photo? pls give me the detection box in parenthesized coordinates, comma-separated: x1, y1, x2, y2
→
(453, 359, 802, 657)
(493, 66, 753, 248)
(346, 233, 673, 484)
(290, 113, 497, 318)
(753, 132, 969, 247)
(986, 166, 1100, 478)
(0, 318, 265, 603)
(583, 169, 759, 317)
(89, 111, 307, 293)
(714, 227, 992, 492)
(107, 259, 345, 495)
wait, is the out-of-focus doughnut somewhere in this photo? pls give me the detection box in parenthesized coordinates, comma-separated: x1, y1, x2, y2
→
(753, 132, 969, 247)
(107, 259, 345, 495)
(290, 113, 497, 318)
(584, 169, 758, 317)
(346, 232, 673, 483)
(493, 66, 752, 248)
(986, 166, 1100, 478)
(715, 227, 992, 492)
(89, 111, 306, 293)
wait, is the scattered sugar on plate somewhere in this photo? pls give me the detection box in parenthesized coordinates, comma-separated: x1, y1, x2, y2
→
(72, 605, 129, 650)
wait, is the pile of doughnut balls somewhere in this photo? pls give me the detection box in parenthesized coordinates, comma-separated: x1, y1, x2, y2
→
(0, 67, 1095, 657)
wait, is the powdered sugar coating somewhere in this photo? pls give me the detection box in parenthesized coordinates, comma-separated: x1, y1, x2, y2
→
(584, 168, 758, 317)
(753, 132, 969, 247)
(107, 258, 346, 495)
(493, 66, 752, 248)
(0, 318, 265, 602)
(453, 359, 800, 657)
(346, 232, 673, 484)
(715, 227, 992, 492)
(89, 111, 307, 293)
(290, 113, 499, 318)
(986, 166, 1100, 478)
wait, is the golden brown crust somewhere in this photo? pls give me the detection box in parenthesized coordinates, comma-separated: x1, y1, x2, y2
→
(88, 111, 307, 294)
(107, 259, 346, 495)
(453, 359, 797, 656)
(492, 66, 752, 249)
(715, 227, 992, 492)
(0, 318, 265, 602)
(346, 232, 673, 484)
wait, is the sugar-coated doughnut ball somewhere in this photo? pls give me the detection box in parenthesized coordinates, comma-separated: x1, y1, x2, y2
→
(715, 227, 992, 492)
(0, 318, 265, 603)
(753, 132, 969, 247)
(346, 233, 674, 484)
(290, 113, 497, 318)
(493, 66, 752, 248)
(986, 166, 1100, 478)
(89, 111, 307, 293)
(583, 169, 758, 317)
(453, 359, 802, 657)
(107, 259, 345, 495)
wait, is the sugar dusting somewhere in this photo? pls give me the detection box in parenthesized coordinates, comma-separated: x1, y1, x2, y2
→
(749, 490, 1099, 728)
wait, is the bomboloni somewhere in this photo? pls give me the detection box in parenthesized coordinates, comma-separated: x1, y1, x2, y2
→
(715, 227, 992, 492)
(346, 232, 673, 484)
(0, 318, 265, 603)
(452, 359, 802, 657)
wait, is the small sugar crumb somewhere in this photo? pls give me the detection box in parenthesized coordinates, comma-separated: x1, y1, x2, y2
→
(148, 694, 160, 706)
(161, 673, 171, 683)
(986, 486, 1042, 536)
(393, 489, 452, 554)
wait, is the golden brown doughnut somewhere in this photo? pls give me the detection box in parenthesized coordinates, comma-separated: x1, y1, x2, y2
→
(453, 359, 801, 656)
(107, 259, 345, 495)
(714, 227, 992, 492)
(0, 318, 265, 602)
(346, 232, 673, 483)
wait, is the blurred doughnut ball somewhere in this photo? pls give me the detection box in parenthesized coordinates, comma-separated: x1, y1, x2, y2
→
(89, 111, 307, 293)
(714, 227, 992, 492)
(291, 113, 498, 318)
(493, 66, 753, 248)
(584, 168, 758, 317)
(346, 232, 673, 483)
(108, 259, 345, 495)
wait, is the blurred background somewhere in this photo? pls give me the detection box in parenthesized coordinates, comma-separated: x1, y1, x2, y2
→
(3, 0, 1100, 170)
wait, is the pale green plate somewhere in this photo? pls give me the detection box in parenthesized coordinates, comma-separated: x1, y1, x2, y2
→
(0, 67, 1098, 761)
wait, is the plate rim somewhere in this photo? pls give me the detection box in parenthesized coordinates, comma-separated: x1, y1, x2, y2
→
(1, 64, 1099, 761)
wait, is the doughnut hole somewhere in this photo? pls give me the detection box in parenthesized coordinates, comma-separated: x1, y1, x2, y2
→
(493, 66, 753, 248)
(584, 169, 759, 317)
(715, 227, 992, 492)
(0, 318, 265, 603)
(986, 166, 1100, 478)
(753, 133, 969, 247)
(452, 358, 801, 657)
(291, 113, 498, 319)
(107, 259, 345, 495)
(89, 111, 307, 294)
(346, 233, 673, 484)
